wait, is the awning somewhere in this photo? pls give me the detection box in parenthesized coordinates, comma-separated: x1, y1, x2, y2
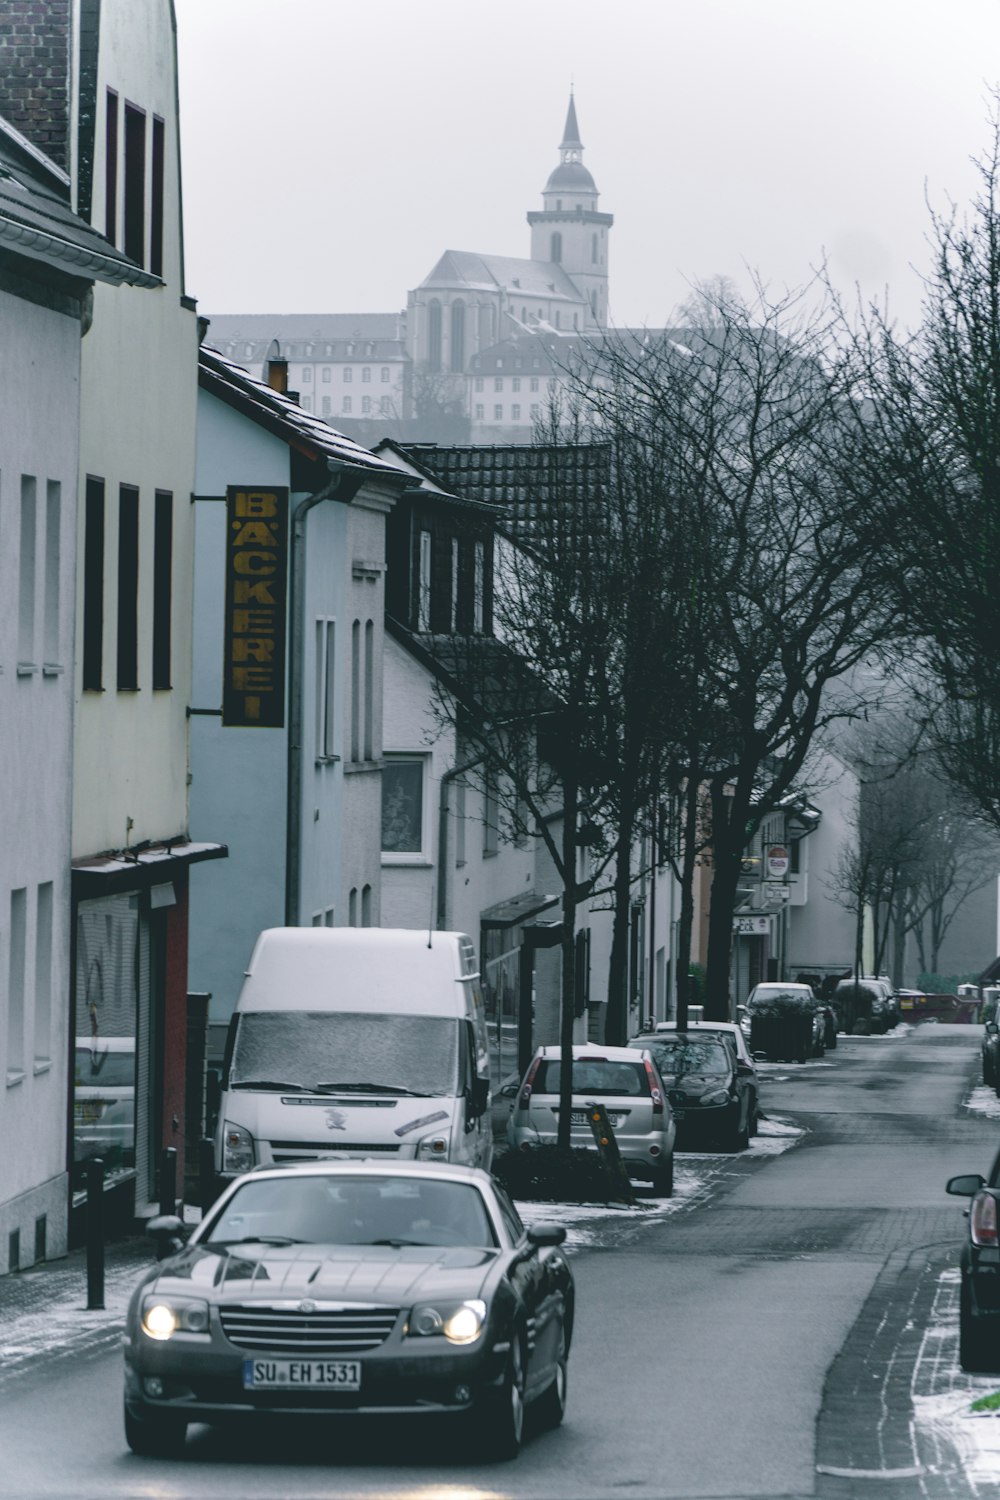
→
(480, 891, 559, 929)
(72, 839, 228, 900)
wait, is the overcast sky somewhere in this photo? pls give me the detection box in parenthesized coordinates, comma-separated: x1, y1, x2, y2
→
(173, 0, 1000, 334)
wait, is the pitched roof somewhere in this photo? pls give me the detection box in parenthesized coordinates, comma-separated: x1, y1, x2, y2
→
(418, 249, 584, 304)
(399, 442, 610, 515)
(0, 116, 158, 288)
(205, 311, 406, 346)
(198, 345, 409, 480)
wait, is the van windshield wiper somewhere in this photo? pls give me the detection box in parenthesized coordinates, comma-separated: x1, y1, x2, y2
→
(230, 1080, 312, 1092)
(315, 1081, 431, 1097)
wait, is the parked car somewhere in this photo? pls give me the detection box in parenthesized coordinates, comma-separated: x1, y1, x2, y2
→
(831, 978, 888, 1035)
(739, 983, 824, 1061)
(982, 999, 1000, 1089)
(947, 1147, 1000, 1371)
(124, 1160, 573, 1459)
(506, 1045, 676, 1195)
(650, 1021, 761, 1133)
(629, 1031, 756, 1151)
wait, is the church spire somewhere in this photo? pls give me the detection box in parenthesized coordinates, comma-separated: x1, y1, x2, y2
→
(560, 93, 583, 154)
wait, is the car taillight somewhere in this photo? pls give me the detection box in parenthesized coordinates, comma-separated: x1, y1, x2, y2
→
(519, 1056, 542, 1110)
(642, 1058, 664, 1115)
(972, 1192, 999, 1247)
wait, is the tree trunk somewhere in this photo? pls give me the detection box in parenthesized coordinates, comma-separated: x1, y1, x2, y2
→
(557, 768, 579, 1150)
(605, 795, 637, 1047)
(673, 772, 702, 1031)
(704, 778, 750, 1021)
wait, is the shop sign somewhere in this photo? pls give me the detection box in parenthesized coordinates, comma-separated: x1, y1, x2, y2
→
(222, 487, 289, 727)
(733, 915, 771, 935)
(766, 844, 790, 878)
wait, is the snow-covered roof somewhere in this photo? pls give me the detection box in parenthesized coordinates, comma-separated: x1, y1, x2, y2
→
(417, 249, 585, 305)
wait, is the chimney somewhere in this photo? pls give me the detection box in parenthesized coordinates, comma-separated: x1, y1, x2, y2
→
(0, 2, 71, 171)
(265, 358, 289, 396)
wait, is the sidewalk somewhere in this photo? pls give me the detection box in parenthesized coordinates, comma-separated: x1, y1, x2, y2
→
(0, 1232, 155, 1392)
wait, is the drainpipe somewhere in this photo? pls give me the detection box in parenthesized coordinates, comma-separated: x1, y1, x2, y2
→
(285, 458, 364, 925)
(436, 754, 484, 930)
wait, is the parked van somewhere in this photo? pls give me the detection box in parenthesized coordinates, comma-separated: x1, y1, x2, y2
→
(214, 928, 492, 1183)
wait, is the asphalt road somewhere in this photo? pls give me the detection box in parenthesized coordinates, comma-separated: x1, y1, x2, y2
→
(0, 1026, 990, 1500)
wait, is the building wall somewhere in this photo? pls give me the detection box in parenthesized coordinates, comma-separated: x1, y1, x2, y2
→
(0, 284, 81, 1267)
(73, 0, 197, 859)
(786, 752, 858, 977)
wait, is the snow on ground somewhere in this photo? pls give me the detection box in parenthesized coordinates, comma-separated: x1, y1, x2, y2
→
(911, 1267, 1000, 1492)
(965, 1085, 1000, 1119)
(514, 1113, 805, 1248)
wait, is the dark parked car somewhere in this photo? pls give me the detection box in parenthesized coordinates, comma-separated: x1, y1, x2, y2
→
(831, 978, 888, 1035)
(627, 1031, 756, 1151)
(124, 1161, 573, 1460)
(947, 1147, 1000, 1371)
(982, 1000, 1000, 1089)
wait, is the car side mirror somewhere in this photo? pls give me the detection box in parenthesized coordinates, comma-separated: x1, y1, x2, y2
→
(498, 1079, 519, 1099)
(751, 1051, 769, 1063)
(987, 1022, 998, 1036)
(146, 1213, 189, 1260)
(526, 1223, 567, 1248)
(946, 1174, 986, 1198)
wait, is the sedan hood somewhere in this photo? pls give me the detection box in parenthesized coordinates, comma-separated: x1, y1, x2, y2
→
(665, 1073, 730, 1096)
(151, 1242, 498, 1304)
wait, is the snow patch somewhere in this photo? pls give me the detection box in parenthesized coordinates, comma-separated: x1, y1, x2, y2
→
(965, 1085, 1000, 1118)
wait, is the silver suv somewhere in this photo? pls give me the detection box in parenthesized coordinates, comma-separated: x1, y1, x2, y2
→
(505, 1044, 677, 1195)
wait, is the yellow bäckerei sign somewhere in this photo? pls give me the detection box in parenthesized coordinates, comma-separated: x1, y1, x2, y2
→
(222, 487, 289, 727)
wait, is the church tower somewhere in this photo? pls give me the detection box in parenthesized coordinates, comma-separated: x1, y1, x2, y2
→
(528, 95, 613, 328)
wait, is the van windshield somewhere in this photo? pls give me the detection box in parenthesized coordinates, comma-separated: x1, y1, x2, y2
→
(228, 1012, 462, 1097)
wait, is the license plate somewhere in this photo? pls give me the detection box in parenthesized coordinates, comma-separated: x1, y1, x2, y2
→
(243, 1358, 361, 1391)
(900, 998, 913, 1009)
(570, 1110, 624, 1127)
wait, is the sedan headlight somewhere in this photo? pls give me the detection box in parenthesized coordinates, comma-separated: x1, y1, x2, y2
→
(406, 1298, 486, 1345)
(701, 1088, 732, 1106)
(221, 1120, 254, 1174)
(141, 1293, 211, 1340)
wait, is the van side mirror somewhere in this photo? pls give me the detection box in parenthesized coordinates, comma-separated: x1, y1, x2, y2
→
(469, 1075, 490, 1117)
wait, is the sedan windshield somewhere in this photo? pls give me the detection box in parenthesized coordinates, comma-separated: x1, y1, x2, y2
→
(643, 1040, 732, 1076)
(204, 1174, 497, 1248)
(228, 1012, 461, 1097)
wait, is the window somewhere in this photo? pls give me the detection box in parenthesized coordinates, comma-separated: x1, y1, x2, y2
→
(450, 537, 460, 631)
(82, 477, 105, 690)
(361, 885, 372, 926)
(18, 476, 36, 667)
(117, 485, 139, 690)
(6, 888, 26, 1082)
(418, 530, 432, 630)
(362, 367, 371, 383)
(123, 103, 146, 266)
(474, 376, 484, 392)
(324, 907, 335, 927)
(382, 756, 426, 856)
(483, 768, 498, 857)
(349, 887, 358, 926)
(364, 620, 374, 760)
(343, 367, 352, 382)
(531, 403, 540, 418)
(428, 299, 442, 372)
(551, 231, 562, 263)
(302, 367, 313, 381)
(350, 620, 361, 761)
(362, 395, 371, 414)
(494, 377, 503, 392)
(474, 540, 485, 632)
(34, 882, 53, 1066)
(512, 376, 520, 392)
(42, 481, 61, 668)
(302, 395, 312, 411)
(322, 396, 331, 416)
(450, 300, 466, 372)
(105, 91, 118, 244)
(530, 377, 540, 392)
(322, 367, 331, 382)
(474, 404, 484, 420)
(315, 618, 336, 759)
(342, 397, 352, 414)
(150, 116, 164, 277)
(380, 367, 390, 382)
(512, 405, 521, 421)
(380, 396, 390, 414)
(152, 490, 172, 689)
(493, 404, 503, 421)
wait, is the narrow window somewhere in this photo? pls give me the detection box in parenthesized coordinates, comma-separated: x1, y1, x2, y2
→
(152, 490, 172, 689)
(418, 530, 432, 631)
(361, 884, 372, 927)
(512, 405, 521, 421)
(117, 484, 139, 690)
(342, 396, 351, 414)
(382, 758, 425, 855)
(7, 888, 26, 1081)
(474, 541, 484, 633)
(350, 620, 361, 761)
(342, 367, 351, 383)
(428, 300, 442, 372)
(324, 620, 336, 755)
(363, 620, 374, 760)
(474, 403, 484, 420)
(150, 116, 165, 277)
(551, 231, 562, 263)
(18, 476, 37, 666)
(322, 396, 331, 415)
(82, 477, 105, 690)
(324, 907, 334, 927)
(34, 882, 53, 1065)
(105, 90, 119, 244)
(349, 887, 358, 926)
(124, 104, 146, 267)
(361, 396, 371, 414)
(362, 367, 371, 383)
(494, 377, 503, 392)
(493, 404, 502, 421)
(43, 481, 61, 666)
(450, 301, 466, 372)
(380, 367, 389, 382)
(322, 367, 331, 382)
(450, 537, 460, 631)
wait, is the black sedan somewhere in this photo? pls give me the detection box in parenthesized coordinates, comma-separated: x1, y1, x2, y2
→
(626, 1032, 755, 1151)
(123, 1161, 573, 1460)
(981, 998, 1000, 1091)
(947, 1148, 1000, 1370)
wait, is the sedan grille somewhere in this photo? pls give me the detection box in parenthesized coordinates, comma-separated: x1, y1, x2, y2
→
(219, 1303, 400, 1353)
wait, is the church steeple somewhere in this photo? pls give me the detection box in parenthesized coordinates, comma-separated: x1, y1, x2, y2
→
(527, 95, 613, 328)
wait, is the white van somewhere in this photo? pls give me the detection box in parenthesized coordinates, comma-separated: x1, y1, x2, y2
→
(214, 928, 492, 1182)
